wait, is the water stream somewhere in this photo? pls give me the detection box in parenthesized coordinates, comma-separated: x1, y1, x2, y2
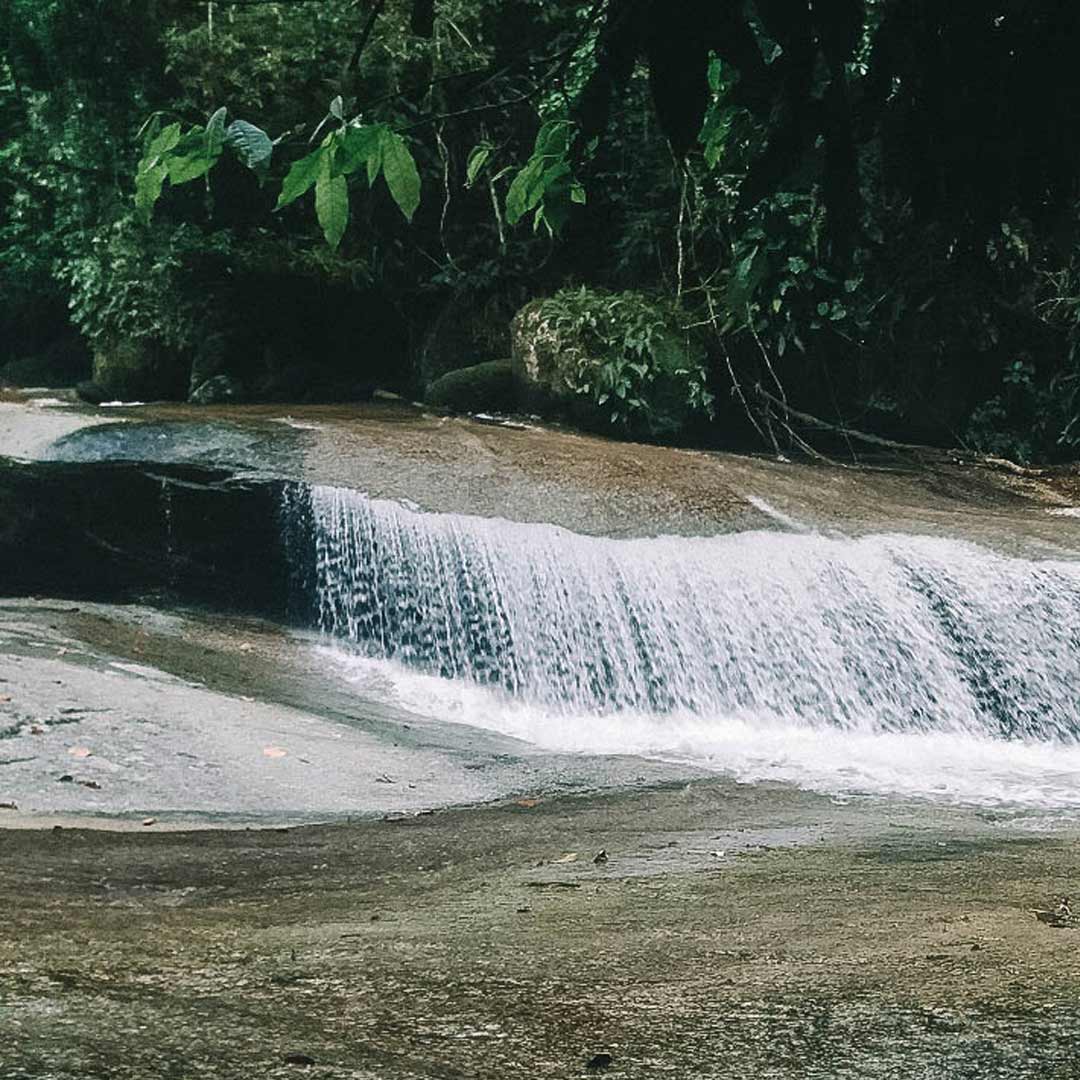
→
(301, 483, 1080, 808)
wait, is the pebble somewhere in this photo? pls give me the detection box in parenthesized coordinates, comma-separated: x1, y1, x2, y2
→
(282, 1052, 316, 1066)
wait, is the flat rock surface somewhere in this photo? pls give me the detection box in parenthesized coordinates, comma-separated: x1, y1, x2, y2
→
(3, 780, 1080, 1079)
(4, 390, 1080, 551)
(4, 394, 1080, 1077)
(0, 601, 708, 826)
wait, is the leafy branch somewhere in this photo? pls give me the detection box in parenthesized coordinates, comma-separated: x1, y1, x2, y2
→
(134, 104, 420, 250)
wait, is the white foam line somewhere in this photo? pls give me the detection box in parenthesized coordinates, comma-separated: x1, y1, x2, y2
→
(744, 495, 810, 532)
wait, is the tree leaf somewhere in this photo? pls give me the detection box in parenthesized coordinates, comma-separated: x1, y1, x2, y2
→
(335, 124, 381, 180)
(167, 151, 214, 184)
(366, 134, 383, 186)
(315, 158, 349, 249)
(277, 147, 325, 209)
(225, 119, 273, 174)
(533, 119, 571, 158)
(505, 157, 546, 225)
(134, 160, 168, 224)
(379, 129, 421, 222)
(162, 127, 217, 185)
(140, 121, 181, 169)
(466, 143, 492, 188)
(329, 95, 344, 121)
(205, 106, 228, 158)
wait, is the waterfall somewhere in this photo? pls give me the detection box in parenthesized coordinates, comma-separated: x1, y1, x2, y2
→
(303, 484, 1080, 745)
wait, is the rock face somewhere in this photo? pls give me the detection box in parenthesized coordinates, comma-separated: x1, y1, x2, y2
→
(91, 337, 187, 401)
(510, 291, 709, 439)
(0, 458, 296, 618)
(424, 361, 515, 413)
(0, 332, 90, 388)
(418, 293, 520, 387)
(190, 374, 244, 405)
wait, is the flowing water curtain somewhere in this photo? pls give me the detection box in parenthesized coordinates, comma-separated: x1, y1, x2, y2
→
(302, 485, 1080, 740)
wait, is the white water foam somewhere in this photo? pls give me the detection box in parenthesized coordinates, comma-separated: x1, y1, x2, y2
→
(302, 485, 1080, 808)
(323, 648, 1080, 809)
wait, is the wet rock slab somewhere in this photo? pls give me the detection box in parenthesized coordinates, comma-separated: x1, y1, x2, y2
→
(2, 777, 1080, 1080)
(0, 457, 293, 616)
(0, 601, 709, 824)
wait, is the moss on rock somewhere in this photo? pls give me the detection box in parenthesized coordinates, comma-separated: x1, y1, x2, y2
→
(91, 337, 187, 401)
(510, 289, 712, 440)
(424, 360, 516, 413)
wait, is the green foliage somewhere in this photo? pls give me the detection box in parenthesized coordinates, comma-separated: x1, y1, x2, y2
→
(137, 105, 421, 248)
(277, 148, 325, 209)
(699, 55, 748, 170)
(135, 110, 275, 224)
(315, 159, 349, 252)
(379, 128, 422, 223)
(274, 121, 421, 246)
(223, 120, 273, 176)
(7, 0, 1080, 459)
(465, 143, 493, 188)
(701, 190, 862, 368)
(537, 288, 712, 432)
(58, 216, 232, 354)
(504, 118, 585, 235)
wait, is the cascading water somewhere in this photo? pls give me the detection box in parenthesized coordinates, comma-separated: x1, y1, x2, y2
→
(299, 483, 1080, 807)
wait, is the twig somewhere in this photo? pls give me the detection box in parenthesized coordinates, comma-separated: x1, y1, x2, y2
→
(753, 386, 936, 454)
(347, 0, 387, 76)
(434, 122, 455, 265)
(703, 290, 773, 452)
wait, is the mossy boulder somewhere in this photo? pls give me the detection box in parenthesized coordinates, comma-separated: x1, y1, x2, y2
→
(510, 289, 712, 439)
(91, 337, 187, 401)
(424, 360, 516, 413)
(0, 333, 90, 388)
(418, 293, 521, 387)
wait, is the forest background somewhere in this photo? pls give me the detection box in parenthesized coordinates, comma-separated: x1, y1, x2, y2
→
(4, 0, 1080, 463)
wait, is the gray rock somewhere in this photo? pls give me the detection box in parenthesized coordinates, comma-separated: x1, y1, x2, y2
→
(189, 374, 243, 405)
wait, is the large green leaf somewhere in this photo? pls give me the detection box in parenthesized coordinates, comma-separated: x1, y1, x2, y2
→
(276, 147, 326, 209)
(165, 127, 217, 185)
(335, 125, 381, 180)
(224, 120, 272, 174)
(505, 157, 545, 225)
(167, 151, 214, 185)
(365, 136, 383, 186)
(379, 129, 420, 222)
(134, 160, 168, 224)
(315, 159, 349, 249)
(533, 120, 571, 159)
(465, 143, 492, 188)
(205, 107, 228, 158)
(141, 121, 181, 168)
(505, 117, 582, 229)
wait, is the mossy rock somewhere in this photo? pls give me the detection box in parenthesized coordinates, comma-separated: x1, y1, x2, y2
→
(91, 338, 187, 401)
(418, 294, 521, 387)
(0, 334, 90, 388)
(424, 360, 516, 413)
(510, 290, 709, 439)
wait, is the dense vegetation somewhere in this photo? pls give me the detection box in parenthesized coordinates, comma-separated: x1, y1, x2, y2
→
(3, 1, 1080, 462)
